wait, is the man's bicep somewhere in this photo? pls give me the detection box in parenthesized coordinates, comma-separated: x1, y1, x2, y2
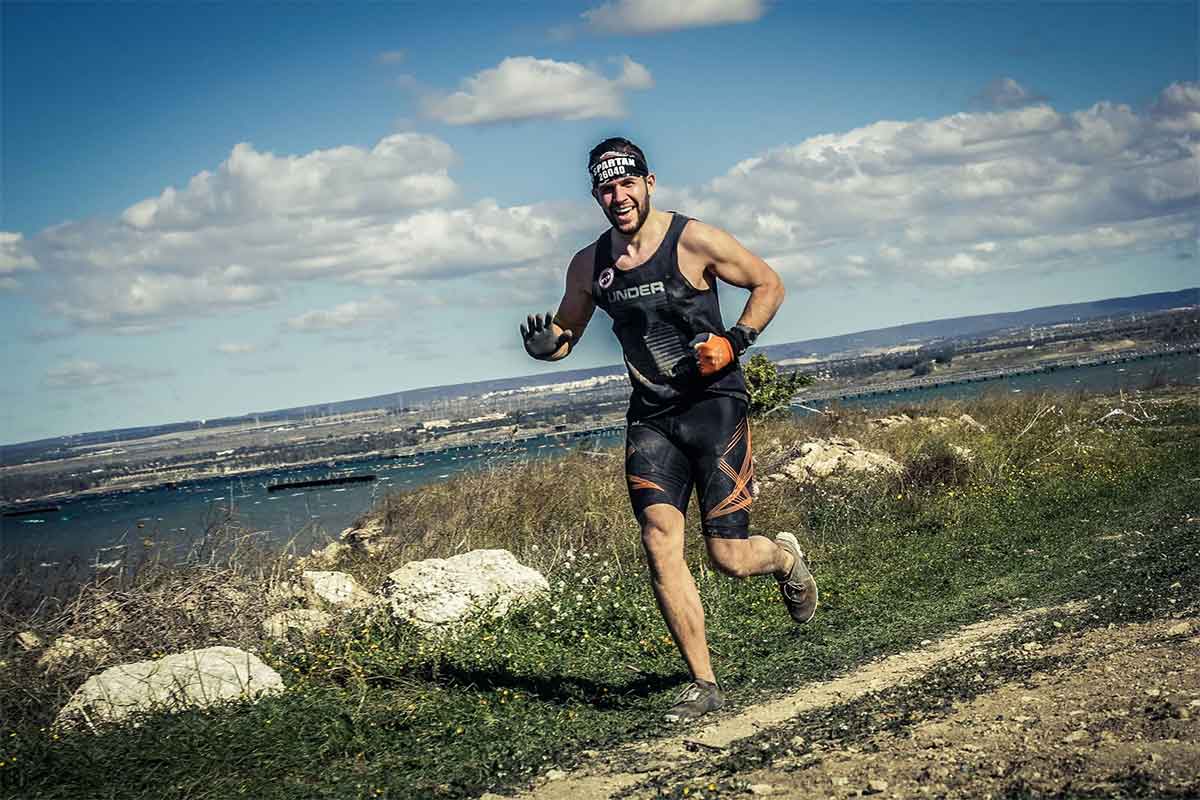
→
(680, 222, 764, 288)
(700, 226, 776, 290)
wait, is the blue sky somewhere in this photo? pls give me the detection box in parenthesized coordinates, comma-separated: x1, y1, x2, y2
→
(2, 0, 1196, 444)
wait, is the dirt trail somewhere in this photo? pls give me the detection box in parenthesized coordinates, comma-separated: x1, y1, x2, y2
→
(488, 602, 1197, 800)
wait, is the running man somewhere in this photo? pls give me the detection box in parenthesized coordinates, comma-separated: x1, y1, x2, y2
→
(519, 138, 817, 722)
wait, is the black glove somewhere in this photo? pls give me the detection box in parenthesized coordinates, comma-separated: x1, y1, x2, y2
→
(724, 323, 759, 357)
(520, 311, 573, 360)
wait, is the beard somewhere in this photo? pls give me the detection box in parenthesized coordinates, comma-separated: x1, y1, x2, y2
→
(605, 195, 650, 235)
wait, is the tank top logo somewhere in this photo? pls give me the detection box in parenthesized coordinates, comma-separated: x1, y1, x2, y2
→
(598, 267, 615, 289)
(609, 280, 665, 304)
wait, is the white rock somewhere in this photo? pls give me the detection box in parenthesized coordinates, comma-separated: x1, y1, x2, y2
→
(958, 413, 987, 431)
(772, 437, 902, 483)
(1166, 621, 1194, 637)
(379, 549, 549, 633)
(37, 634, 113, 673)
(340, 518, 386, 553)
(54, 646, 283, 732)
(868, 414, 913, 430)
(16, 631, 44, 651)
(300, 570, 373, 610)
(262, 609, 333, 639)
(951, 444, 976, 463)
(303, 541, 351, 569)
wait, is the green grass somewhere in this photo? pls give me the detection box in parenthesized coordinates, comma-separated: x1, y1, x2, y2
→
(2, 390, 1197, 799)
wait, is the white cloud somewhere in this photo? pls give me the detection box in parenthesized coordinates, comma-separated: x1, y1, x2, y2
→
(216, 342, 257, 355)
(972, 77, 1047, 110)
(285, 295, 395, 332)
(28, 133, 591, 334)
(228, 362, 299, 377)
(661, 81, 1199, 283)
(122, 134, 456, 230)
(421, 56, 652, 125)
(22, 82, 1198, 341)
(44, 359, 174, 390)
(47, 264, 281, 335)
(583, 0, 764, 34)
(0, 232, 39, 275)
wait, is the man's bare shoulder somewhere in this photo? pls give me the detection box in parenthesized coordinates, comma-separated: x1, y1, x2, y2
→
(573, 239, 599, 264)
(679, 218, 736, 257)
(566, 240, 599, 283)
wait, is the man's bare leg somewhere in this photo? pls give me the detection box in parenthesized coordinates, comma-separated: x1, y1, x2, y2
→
(640, 503, 716, 684)
(705, 536, 794, 579)
(708, 533, 819, 624)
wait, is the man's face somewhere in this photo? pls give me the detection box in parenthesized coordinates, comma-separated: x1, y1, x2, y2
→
(593, 173, 654, 236)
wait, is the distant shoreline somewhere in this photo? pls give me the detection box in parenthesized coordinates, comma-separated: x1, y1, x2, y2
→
(5, 346, 1197, 511)
(793, 342, 1199, 404)
(2, 421, 625, 510)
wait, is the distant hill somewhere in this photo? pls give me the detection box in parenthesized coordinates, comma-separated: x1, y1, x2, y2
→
(5, 287, 1195, 453)
(761, 287, 1199, 360)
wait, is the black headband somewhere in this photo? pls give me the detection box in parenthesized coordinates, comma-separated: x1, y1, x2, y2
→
(589, 151, 649, 188)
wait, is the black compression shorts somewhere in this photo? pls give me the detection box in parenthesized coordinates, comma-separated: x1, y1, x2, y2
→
(624, 394, 753, 539)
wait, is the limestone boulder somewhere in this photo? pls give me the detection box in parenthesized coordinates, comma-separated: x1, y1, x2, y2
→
(762, 437, 901, 486)
(301, 541, 352, 569)
(340, 518, 386, 553)
(957, 413, 987, 432)
(262, 609, 333, 640)
(16, 631, 44, 651)
(299, 570, 373, 610)
(379, 549, 549, 633)
(54, 646, 284, 732)
(868, 413, 986, 433)
(37, 634, 113, 673)
(868, 414, 913, 430)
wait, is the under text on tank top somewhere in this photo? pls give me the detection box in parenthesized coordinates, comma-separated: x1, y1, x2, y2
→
(592, 213, 748, 417)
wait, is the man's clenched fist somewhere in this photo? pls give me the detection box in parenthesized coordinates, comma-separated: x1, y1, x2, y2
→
(690, 332, 735, 376)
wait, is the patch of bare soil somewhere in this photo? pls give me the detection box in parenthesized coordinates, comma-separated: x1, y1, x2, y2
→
(731, 616, 1199, 800)
(499, 610, 1199, 800)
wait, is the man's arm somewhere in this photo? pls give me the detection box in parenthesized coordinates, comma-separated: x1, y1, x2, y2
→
(680, 220, 785, 334)
(678, 221, 785, 375)
(521, 247, 597, 361)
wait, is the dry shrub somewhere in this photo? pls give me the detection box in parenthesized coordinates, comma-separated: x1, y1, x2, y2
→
(355, 447, 640, 585)
(902, 437, 973, 491)
(0, 518, 302, 730)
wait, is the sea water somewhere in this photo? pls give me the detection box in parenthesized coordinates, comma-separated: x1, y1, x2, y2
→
(3, 352, 1195, 569)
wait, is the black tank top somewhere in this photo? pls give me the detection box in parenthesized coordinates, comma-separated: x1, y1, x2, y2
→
(592, 213, 748, 417)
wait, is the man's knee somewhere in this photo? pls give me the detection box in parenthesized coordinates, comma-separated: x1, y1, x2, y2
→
(706, 539, 753, 579)
(641, 521, 683, 572)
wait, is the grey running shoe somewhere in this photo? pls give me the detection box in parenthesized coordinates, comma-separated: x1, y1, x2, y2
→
(664, 679, 724, 722)
(775, 532, 818, 623)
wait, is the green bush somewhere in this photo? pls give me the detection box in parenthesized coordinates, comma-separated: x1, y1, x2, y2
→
(743, 353, 814, 417)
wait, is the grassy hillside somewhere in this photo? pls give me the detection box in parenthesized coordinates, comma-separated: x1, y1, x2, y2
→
(2, 388, 1197, 799)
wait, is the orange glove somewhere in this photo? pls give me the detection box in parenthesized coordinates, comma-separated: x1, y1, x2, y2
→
(690, 333, 735, 376)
